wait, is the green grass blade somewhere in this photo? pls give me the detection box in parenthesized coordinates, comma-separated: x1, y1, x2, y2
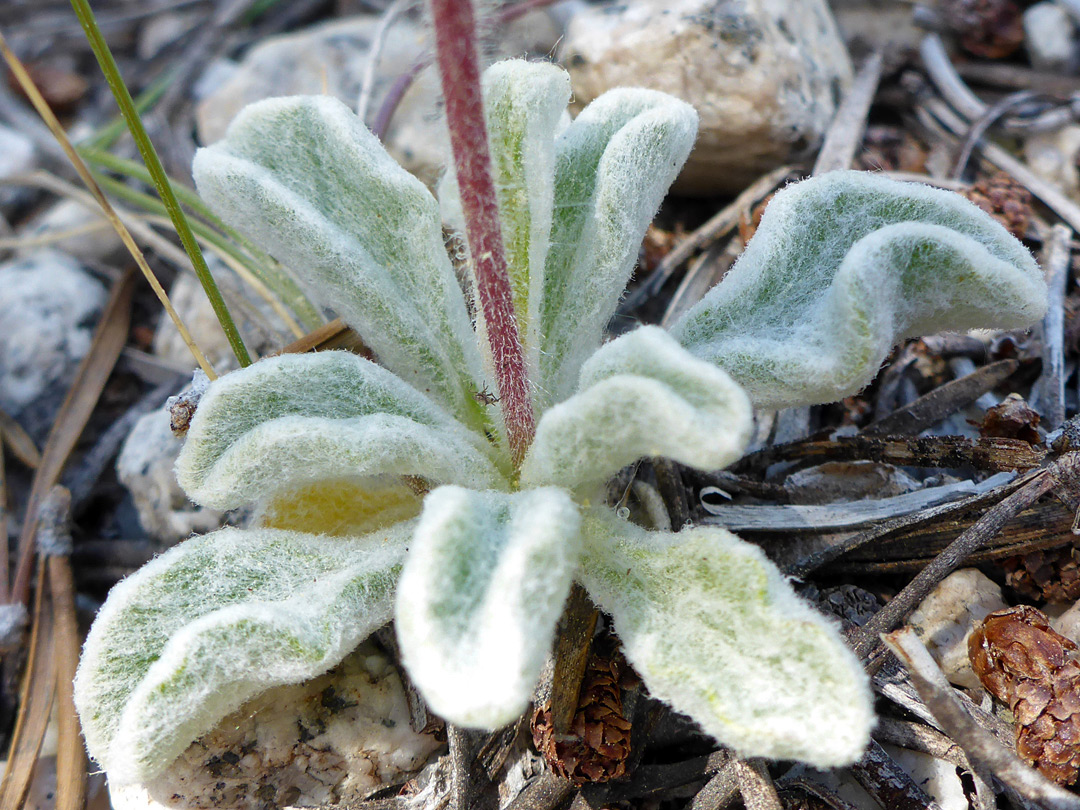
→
(71, 0, 252, 367)
(82, 146, 324, 330)
(90, 170, 310, 336)
(81, 70, 173, 151)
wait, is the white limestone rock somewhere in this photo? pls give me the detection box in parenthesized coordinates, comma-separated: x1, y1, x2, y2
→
(907, 568, 1008, 690)
(195, 12, 562, 186)
(1023, 2, 1077, 72)
(152, 261, 294, 372)
(0, 123, 35, 208)
(0, 250, 105, 437)
(0, 124, 33, 176)
(559, 0, 853, 194)
(117, 408, 224, 546)
(152, 272, 237, 371)
(1025, 124, 1080, 202)
(23, 199, 124, 264)
(191, 58, 240, 103)
(111, 642, 442, 810)
(1051, 599, 1080, 645)
(829, 0, 924, 55)
(138, 11, 200, 61)
(883, 744, 969, 810)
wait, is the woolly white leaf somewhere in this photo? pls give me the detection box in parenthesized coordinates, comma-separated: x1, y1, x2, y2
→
(192, 96, 485, 423)
(73, 523, 411, 785)
(396, 486, 581, 728)
(670, 171, 1048, 409)
(440, 60, 570, 396)
(176, 351, 505, 511)
(521, 326, 752, 492)
(537, 89, 698, 407)
(578, 511, 873, 767)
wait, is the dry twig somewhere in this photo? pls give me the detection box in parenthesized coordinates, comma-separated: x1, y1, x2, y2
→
(1030, 224, 1072, 430)
(849, 739, 942, 810)
(0, 564, 55, 810)
(851, 464, 1058, 669)
(11, 270, 135, 608)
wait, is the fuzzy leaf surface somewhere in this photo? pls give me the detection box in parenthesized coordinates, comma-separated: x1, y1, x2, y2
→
(578, 511, 873, 767)
(73, 524, 411, 785)
(521, 326, 752, 492)
(192, 96, 485, 423)
(396, 486, 580, 728)
(176, 351, 504, 511)
(440, 60, 570, 394)
(670, 171, 1047, 409)
(537, 89, 697, 406)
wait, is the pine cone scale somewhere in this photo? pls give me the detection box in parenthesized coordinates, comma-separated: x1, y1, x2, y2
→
(531, 646, 633, 785)
(969, 606, 1080, 785)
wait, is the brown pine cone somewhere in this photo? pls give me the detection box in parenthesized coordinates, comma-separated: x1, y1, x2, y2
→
(531, 649, 633, 784)
(1002, 545, 1080, 604)
(941, 0, 1025, 59)
(969, 605, 1080, 784)
(962, 172, 1033, 240)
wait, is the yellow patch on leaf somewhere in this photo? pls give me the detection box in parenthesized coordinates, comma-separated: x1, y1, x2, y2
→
(259, 477, 422, 536)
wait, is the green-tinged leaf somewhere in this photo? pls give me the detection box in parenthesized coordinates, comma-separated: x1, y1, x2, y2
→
(537, 89, 698, 407)
(192, 96, 486, 424)
(521, 327, 752, 492)
(73, 523, 411, 785)
(395, 486, 581, 728)
(578, 510, 873, 767)
(670, 170, 1047, 409)
(176, 352, 506, 511)
(441, 60, 570, 394)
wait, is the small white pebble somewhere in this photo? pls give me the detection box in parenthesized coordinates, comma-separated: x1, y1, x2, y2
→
(907, 568, 1008, 689)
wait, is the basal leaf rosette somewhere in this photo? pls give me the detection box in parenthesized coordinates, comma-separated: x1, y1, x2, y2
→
(76, 60, 1056, 788)
(670, 170, 1048, 409)
(391, 327, 760, 730)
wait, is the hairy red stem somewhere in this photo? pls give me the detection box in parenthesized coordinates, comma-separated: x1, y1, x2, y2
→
(430, 0, 535, 466)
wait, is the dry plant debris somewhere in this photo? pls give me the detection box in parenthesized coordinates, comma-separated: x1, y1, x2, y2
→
(7, 61, 87, 112)
(857, 125, 929, 174)
(970, 605, 1080, 785)
(9, 0, 1080, 808)
(941, 0, 1025, 59)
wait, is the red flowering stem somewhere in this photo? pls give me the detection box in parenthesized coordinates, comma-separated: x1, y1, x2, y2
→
(430, 0, 535, 467)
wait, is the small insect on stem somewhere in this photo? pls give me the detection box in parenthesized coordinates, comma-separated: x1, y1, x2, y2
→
(473, 385, 500, 406)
